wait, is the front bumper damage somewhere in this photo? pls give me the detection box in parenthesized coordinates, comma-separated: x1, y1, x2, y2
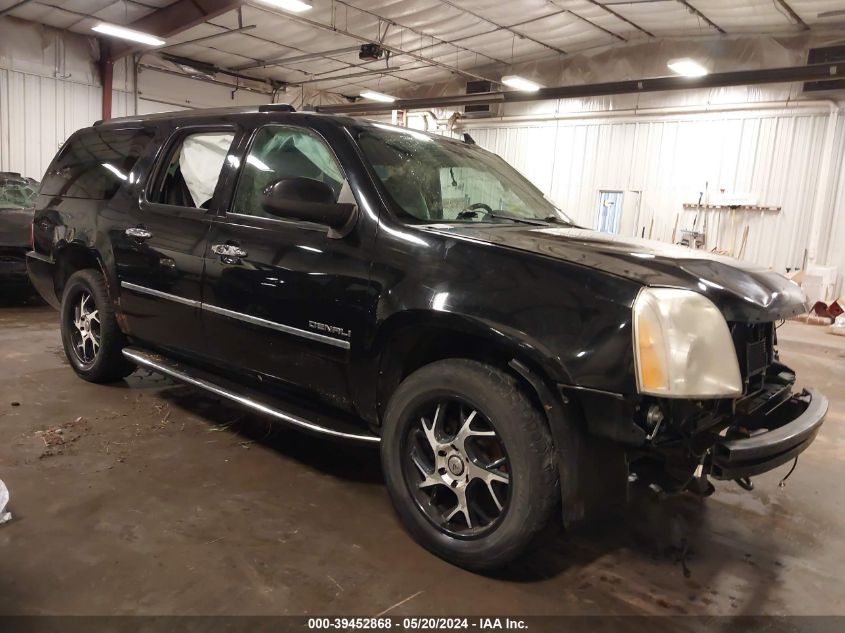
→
(710, 388, 828, 480)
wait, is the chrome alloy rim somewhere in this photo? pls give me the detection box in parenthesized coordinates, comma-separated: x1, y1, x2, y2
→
(402, 399, 510, 538)
(69, 291, 100, 365)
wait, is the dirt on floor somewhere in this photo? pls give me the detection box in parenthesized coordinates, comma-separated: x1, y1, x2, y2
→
(0, 294, 844, 617)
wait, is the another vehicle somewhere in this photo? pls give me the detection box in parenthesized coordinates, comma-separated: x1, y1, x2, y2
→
(28, 106, 827, 570)
(1, 172, 39, 290)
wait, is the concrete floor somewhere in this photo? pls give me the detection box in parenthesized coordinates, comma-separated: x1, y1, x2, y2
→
(1, 295, 844, 617)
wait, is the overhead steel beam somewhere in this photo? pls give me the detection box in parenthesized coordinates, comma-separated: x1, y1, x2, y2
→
(292, 66, 413, 85)
(158, 24, 257, 51)
(0, 0, 35, 16)
(774, 0, 810, 30)
(231, 46, 361, 72)
(330, 0, 511, 67)
(567, 10, 627, 42)
(582, 0, 655, 38)
(108, 0, 244, 61)
(316, 62, 845, 114)
(247, 2, 502, 85)
(677, 1, 725, 34)
(436, 0, 567, 56)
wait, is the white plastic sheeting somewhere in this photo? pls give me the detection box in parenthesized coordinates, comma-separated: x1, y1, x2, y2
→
(7, 0, 842, 95)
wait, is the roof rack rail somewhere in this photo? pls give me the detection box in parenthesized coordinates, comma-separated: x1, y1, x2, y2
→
(258, 104, 296, 113)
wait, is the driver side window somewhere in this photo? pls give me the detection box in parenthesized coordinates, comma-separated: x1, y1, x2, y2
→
(232, 125, 345, 220)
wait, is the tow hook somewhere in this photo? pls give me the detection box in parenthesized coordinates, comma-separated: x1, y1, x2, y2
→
(687, 464, 715, 497)
(735, 477, 754, 491)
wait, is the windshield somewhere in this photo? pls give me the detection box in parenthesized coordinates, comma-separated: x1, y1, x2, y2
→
(356, 125, 573, 225)
(0, 180, 38, 209)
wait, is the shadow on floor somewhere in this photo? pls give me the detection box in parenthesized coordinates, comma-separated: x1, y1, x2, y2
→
(85, 369, 791, 613)
(0, 285, 44, 308)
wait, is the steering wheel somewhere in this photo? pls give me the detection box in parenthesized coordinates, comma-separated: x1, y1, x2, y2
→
(464, 202, 493, 214)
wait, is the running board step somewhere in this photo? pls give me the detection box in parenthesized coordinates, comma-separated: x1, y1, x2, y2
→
(122, 347, 380, 444)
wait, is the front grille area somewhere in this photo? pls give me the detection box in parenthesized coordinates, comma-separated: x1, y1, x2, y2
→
(729, 322, 775, 395)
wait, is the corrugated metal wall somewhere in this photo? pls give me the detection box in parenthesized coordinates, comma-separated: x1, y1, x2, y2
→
(0, 68, 101, 181)
(824, 119, 845, 292)
(468, 110, 834, 274)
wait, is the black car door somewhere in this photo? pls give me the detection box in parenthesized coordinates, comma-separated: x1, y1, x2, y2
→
(201, 123, 376, 412)
(113, 124, 237, 359)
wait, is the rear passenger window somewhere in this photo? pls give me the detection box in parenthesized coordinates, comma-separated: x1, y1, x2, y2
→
(149, 131, 235, 209)
(41, 127, 154, 199)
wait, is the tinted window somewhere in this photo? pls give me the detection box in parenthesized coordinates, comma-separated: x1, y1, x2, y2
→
(232, 126, 344, 220)
(148, 131, 235, 209)
(41, 127, 154, 199)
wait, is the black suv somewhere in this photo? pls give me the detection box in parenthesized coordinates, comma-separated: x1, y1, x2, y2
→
(28, 105, 827, 570)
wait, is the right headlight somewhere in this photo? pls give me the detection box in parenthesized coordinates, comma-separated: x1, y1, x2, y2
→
(633, 287, 742, 399)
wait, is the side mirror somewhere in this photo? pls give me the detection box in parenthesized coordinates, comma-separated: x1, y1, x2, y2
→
(260, 177, 357, 238)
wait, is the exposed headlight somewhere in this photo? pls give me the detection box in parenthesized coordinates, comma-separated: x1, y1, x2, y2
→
(633, 287, 742, 398)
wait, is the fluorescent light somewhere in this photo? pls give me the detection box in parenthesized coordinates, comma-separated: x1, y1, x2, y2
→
(667, 58, 708, 77)
(255, 0, 313, 12)
(360, 90, 396, 103)
(501, 75, 542, 91)
(92, 23, 165, 47)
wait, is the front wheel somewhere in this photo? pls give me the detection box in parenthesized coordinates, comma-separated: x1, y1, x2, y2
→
(60, 269, 135, 383)
(381, 359, 559, 571)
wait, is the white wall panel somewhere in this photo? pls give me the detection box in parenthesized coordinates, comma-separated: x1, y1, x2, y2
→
(824, 119, 845, 297)
(0, 68, 100, 181)
(469, 110, 833, 275)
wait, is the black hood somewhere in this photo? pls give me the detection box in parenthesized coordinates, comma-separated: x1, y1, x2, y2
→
(422, 224, 807, 323)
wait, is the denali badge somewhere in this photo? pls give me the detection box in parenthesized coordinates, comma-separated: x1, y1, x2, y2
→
(308, 321, 351, 339)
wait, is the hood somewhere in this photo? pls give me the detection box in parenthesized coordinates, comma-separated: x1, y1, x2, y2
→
(422, 224, 807, 323)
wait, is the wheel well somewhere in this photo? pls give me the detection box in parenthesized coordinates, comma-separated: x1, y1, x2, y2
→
(54, 245, 104, 300)
(376, 326, 550, 425)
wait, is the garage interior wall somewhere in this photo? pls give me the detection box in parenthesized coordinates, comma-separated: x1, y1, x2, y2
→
(0, 17, 273, 182)
(2, 15, 844, 296)
(463, 106, 844, 283)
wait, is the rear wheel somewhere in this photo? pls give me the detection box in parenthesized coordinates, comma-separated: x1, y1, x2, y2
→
(60, 269, 135, 382)
(381, 359, 559, 571)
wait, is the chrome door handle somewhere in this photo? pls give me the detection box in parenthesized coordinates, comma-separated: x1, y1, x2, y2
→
(125, 226, 153, 240)
(211, 243, 248, 259)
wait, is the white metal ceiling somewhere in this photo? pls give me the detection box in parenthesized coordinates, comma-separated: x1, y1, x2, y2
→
(1, 0, 843, 95)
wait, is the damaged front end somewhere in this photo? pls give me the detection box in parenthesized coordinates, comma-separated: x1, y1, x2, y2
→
(629, 321, 828, 495)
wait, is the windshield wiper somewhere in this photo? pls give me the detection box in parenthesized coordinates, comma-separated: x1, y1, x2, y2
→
(543, 215, 578, 227)
(487, 213, 552, 226)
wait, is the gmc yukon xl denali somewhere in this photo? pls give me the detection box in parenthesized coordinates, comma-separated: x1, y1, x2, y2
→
(27, 105, 827, 570)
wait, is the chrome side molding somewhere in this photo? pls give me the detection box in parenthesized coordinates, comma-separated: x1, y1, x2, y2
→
(122, 348, 379, 443)
(119, 281, 350, 349)
(120, 281, 200, 307)
(203, 303, 350, 349)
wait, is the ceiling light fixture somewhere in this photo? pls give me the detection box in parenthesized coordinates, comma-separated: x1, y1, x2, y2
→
(255, 0, 313, 12)
(91, 23, 165, 46)
(360, 90, 396, 103)
(667, 58, 708, 77)
(501, 75, 542, 91)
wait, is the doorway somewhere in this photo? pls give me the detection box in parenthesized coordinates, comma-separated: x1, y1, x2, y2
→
(596, 190, 624, 234)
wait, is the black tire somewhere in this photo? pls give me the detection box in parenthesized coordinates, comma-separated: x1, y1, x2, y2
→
(60, 269, 135, 383)
(381, 359, 559, 571)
